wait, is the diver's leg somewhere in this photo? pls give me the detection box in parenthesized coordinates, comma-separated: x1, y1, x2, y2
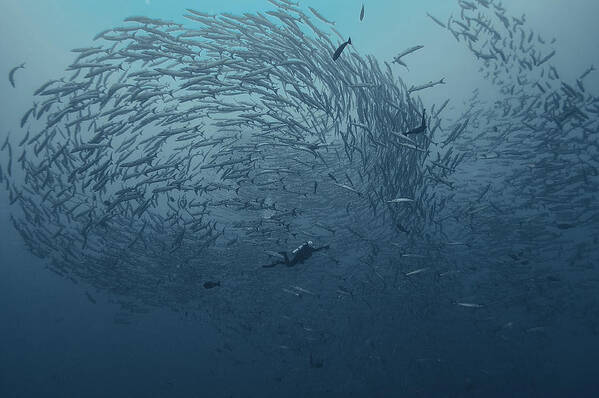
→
(263, 260, 284, 268)
(279, 251, 290, 265)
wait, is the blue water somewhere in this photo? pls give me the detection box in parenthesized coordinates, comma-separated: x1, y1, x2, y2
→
(1, 1, 599, 397)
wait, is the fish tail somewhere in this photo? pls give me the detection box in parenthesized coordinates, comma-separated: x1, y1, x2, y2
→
(347, 37, 352, 45)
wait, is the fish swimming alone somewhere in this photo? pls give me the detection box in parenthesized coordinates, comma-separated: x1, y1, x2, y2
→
(387, 198, 414, 203)
(392, 45, 424, 68)
(333, 37, 352, 61)
(405, 267, 429, 277)
(8, 63, 25, 88)
(203, 281, 221, 289)
(360, 5, 365, 21)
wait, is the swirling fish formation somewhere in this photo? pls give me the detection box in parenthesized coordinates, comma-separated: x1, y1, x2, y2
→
(0, 1, 462, 308)
(2, 1, 599, 390)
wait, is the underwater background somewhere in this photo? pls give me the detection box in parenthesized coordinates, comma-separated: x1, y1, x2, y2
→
(1, 0, 599, 397)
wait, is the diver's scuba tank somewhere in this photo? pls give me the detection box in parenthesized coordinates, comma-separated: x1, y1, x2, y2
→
(292, 241, 314, 255)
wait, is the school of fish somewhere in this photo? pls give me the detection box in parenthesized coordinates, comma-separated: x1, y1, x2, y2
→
(1, 0, 598, 393)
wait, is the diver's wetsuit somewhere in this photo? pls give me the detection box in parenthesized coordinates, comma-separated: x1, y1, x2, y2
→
(263, 241, 329, 268)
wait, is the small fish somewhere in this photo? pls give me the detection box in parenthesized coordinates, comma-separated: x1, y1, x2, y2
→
(309, 7, 335, 25)
(394, 45, 424, 60)
(291, 285, 315, 295)
(85, 291, 97, 304)
(344, 172, 354, 186)
(282, 288, 301, 297)
(427, 13, 446, 28)
(456, 302, 484, 308)
(360, 5, 365, 21)
(334, 182, 361, 196)
(333, 37, 352, 61)
(408, 79, 445, 94)
(336, 285, 352, 296)
(392, 45, 424, 68)
(439, 270, 461, 277)
(1, 132, 9, 151)
(387, 198, 414, 203)
(536, 50, 555, 66)
(203, 281, 221, 289)
(18, 130, 30, 147)
(405, 267, 429, 277)
(580, 65, 595, 81)
(406, 109, 427, 134)
(401, 253, 426, 258)
(8, 63, 25, 88)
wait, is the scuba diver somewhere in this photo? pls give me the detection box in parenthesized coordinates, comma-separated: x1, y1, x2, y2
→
(263, 241, 330, 268)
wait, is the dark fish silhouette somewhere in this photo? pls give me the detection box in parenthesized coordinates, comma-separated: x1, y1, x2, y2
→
(310, 353, 324, 368)
(406, 109, 427, 135)
(8, 63, 25, 88)
(360, 5, 365, 21)
(85, 291, 96, 304)
(203, 281, 221, 289)
(333, 37, 351, 61)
